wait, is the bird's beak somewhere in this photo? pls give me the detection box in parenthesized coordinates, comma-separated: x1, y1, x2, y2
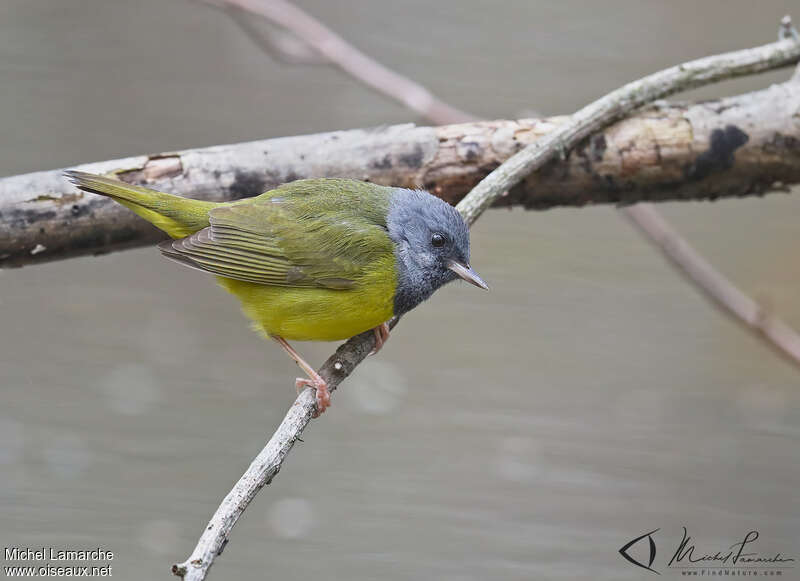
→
(448, 261, 489, 290)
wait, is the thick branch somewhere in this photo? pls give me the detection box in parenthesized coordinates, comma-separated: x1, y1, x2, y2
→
(2, 81, 800, 268)
(170, 32, 800, 581)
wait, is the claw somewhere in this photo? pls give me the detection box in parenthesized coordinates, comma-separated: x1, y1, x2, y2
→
(371, 322, 391, 355)
(296, 376, 330, 416)
(272, 335, 331, 417)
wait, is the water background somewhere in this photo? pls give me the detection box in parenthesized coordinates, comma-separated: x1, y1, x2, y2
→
(1, 1, 799, 579)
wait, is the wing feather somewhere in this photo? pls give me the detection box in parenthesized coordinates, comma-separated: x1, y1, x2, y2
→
(159, 193, 392, 289)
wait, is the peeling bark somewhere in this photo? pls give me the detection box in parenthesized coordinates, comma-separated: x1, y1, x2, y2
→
(1, 82, 799, 268)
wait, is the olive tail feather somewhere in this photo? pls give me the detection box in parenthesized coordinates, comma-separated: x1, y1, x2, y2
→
(63, 170, 217, 239)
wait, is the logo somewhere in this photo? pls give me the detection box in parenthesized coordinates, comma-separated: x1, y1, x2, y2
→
(619, 528, 660, 574)
(618, 528, 795, 575)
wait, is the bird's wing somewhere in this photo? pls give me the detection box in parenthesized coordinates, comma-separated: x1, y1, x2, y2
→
(158, 201, 393, 289)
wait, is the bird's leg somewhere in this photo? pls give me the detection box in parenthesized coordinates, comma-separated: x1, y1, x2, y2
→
(370, 322, 391, 356)
(271, 336, 330, 415)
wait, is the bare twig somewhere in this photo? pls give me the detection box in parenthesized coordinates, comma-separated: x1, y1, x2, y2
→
(217, 0, 477, 124)
(783, 15, 800, 80)
(172, 321, 393, 579)
(171, 27, 800, 581)
(171, 386, 316, 579)
(780, 14, 800, 41)
(623, 204, 800, 364)
(224, 4, 327, 65)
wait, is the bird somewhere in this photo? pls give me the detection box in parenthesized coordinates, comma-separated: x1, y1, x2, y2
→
(64, 171, 488, 414)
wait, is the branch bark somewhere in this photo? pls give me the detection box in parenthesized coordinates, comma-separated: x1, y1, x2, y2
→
(2, 80, 800, 268)
(169, 31, 800, 581)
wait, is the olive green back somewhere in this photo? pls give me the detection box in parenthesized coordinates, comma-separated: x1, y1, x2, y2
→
(160, 178, 395, 290)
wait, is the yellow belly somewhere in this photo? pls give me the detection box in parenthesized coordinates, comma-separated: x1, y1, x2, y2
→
(215, 265, 396, 342)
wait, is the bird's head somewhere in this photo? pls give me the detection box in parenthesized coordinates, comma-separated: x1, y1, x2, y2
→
(387, 188, 488, 315)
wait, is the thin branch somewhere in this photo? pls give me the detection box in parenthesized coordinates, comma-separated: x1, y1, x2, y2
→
(779, 15, 800, 80)
(780, 14, 800, 41)
(224, 4, 328, 65)
(218, 0, 478, 124)
(172, 322, 392, 580)
(171, 386, 315, 579)
(171, 26, 800, 581)
(623, 203, 800, 364)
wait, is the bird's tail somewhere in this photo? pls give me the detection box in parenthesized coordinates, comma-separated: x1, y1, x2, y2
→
(64, 170, 219, 239)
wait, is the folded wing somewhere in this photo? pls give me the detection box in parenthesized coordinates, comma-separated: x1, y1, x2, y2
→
(159, 200, 392, 290)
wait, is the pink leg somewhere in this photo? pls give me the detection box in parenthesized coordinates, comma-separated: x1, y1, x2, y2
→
(272, 336, 330, 416)
(371, 322, 391, 355)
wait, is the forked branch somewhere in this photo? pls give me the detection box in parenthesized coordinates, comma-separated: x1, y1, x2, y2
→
(171, 21, 800, 581)
(209, 0, 800, 368)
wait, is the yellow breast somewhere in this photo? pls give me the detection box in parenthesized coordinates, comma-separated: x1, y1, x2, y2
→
(215, 256, 396, 342)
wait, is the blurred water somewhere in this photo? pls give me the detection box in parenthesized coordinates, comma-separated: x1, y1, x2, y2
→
(1, 1, 799, 579)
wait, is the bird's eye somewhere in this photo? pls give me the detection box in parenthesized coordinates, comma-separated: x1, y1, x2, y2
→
(431, 233, 446, 248)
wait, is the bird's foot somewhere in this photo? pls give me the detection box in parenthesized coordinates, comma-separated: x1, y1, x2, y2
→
(295, 374, 330, 416)
(272, 335, 330, 417)
(370, 322, 391, 355)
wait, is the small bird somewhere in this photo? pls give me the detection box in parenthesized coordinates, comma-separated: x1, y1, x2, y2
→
(64, 171, 488, 414)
